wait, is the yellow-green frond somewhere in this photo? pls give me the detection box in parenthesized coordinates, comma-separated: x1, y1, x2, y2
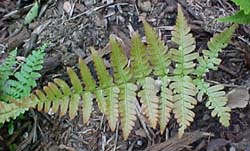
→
(170, 5, 198, 136)
(82, 92, 93, 124)
(110, 35, 137, 139)
(106, 87, 120, 131)
(91, 47, 113, 88)
(119, 83, 137, 140)
(110, 35, 132, 84)
(159, 76, 173, 134)
(143, 21, 170, 76)
(130, 33, 152, 81)
(138, 77, 159, 128)
(67, 67, 83, 93)
(79, 58, 96, 92)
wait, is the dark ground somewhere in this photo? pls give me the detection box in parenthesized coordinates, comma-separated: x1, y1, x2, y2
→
(0, 0, 250, 151)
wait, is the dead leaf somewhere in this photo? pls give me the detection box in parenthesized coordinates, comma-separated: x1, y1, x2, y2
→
(226, 87, 249, 109)
(138, 0, 151, 12)
(63, 1, 72, 14)
(145, 131, 208, 151)
(135, 129, 147, 138)
(207, 138, 230, 151)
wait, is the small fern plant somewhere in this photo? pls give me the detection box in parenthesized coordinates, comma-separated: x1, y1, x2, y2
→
(0, 44, 46, 123)
(218, 0, 250, 24)
(0, 5, 237, 139)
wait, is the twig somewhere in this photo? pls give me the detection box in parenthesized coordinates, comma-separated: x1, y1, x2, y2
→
(113, 122, 119, 151)
(3, 3, 34, 19)
(67, 4, 112, 21)
(218, 64, 237, 77)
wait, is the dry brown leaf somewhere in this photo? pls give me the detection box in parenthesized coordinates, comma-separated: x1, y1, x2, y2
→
(135, 129, 147, 138)
(63, 1, 72, 14)
(207, 138, 230, 151)
(226, 87, 250, 109)
(138, 0, 151, 12)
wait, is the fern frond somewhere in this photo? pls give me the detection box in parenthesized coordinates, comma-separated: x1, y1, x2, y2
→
(79, 58, 96, 123)
(91, 47, 119, 131)
(218, 11, 250, 24)
(54, 78, 71, 116)
(0, 49, 17, 96)
(170, 4, 198, 137)
(0, 102, 28, 124)
(130, 33, 159, 128)
(0, 45, 45, 124)
(144, 21, 174, 133)
(159, 76, 173, 134)
(231, 0, 250, 14)
(130, 33, 152, 80)
(195, 24, 237, 77)
(194, 25, 236, 126)
(6, 45, 46, 99)
(110, 35, 137, 139)
(143, 21, 170, 76)
(138, 77, 159, 128)
(0, 5, 237, 139)
(206, 84, 231, 126)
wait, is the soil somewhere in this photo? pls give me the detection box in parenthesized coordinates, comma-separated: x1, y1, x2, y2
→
(0, 0, 250, 151)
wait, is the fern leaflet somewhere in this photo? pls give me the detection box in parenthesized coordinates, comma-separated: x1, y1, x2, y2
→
(144, 21, 173, 133)
(170, 4, 199, 137)
(130, 33, 159, 128)
(110, 35, 137, 139)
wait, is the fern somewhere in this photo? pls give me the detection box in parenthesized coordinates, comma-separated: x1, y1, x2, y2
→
(218, 0, 250, 24)
(0, 50, 17, 101)
(169, 5, 199, 137)
(0, 45, 46, 123)
(130, 32, 159, 128)
(231, 0, 250, 14)
(5, 45, 46, 99)
(194, 24, 237, 127)
(218, 10, 250, 24)
(110, 35, 137, 139)
(0, 5, 237, 139)
(143, 21, 173, 133)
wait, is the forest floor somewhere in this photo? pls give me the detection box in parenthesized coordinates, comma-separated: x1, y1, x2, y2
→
(0, 0, 250, 151)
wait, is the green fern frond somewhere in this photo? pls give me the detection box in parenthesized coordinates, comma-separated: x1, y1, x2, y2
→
(6, 45, 46, 99)
(218, 11, 250, 24)
(130, 33, 159, 128)
(91, 47, 119, 131)
(0, 45, 45, 123)
(144, 21, 173, 133)
(79, 58, 96, 123)
(170, 4, 199, 137)
(206, 84, 231, 126)
(0, 49, 17, 92)
(0, 49, 17, 101)
(195, 24, 237, 77)
(110, 35, 137, 139)
(194, 25, 236, 126)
